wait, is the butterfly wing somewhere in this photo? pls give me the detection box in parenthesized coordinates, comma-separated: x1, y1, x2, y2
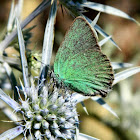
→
(54, 17, 114, 97)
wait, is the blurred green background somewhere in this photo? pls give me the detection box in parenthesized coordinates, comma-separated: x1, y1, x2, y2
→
(0, 0, 140, 139)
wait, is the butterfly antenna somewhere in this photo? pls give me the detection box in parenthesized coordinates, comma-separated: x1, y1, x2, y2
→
(33, 56, 52, 76)
(33, 56, 51, 70)
(33, 56, 45, 65)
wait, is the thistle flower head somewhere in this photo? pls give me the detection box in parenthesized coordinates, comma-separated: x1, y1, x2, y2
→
(18, 75, 78, 140)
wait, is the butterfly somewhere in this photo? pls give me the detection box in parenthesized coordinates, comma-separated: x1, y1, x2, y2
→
(54, 17, 114, 97)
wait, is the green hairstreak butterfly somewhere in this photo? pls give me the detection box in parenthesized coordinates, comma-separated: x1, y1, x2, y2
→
(54, 17, 114, 97)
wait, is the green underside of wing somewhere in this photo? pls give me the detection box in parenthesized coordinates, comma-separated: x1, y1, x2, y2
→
(54, 17, 114, 96)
